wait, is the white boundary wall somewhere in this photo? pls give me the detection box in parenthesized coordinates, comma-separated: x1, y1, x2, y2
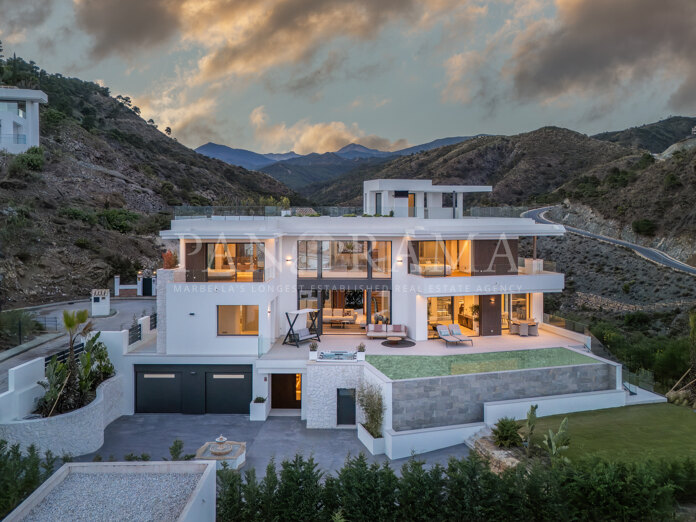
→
(0, 375, 123, 455)
(0, 358, 45, 422)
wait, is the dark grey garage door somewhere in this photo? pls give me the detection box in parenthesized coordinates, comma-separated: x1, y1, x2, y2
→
(135, 364, 252, 414)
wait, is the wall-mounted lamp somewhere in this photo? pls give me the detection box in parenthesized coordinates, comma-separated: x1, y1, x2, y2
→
(189, 312, 195, 316)
(396, 257, 403, 264)
(489, 297, 495, 304)
(285, 256, 293, 264)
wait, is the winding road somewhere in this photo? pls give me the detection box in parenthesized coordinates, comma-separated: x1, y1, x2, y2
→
(523, 206, 696, 276)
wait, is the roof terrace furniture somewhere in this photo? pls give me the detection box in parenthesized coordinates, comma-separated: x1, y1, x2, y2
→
(282, 309, 320, 347)
(447, 324, 473, 345)
(366, 324, 407, 339)
(528, 323, 539, 336)
(436, 324, 463, 346)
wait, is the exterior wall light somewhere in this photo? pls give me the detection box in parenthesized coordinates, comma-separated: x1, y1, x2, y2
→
(396, 257, 403, 263)
(286, 256, 293, 264)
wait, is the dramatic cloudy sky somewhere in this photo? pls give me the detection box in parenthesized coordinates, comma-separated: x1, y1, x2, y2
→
(2, 0, 695, 152)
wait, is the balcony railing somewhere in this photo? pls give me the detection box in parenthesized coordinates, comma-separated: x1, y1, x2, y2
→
(183, 268, 265, 283)
(174, 205, 530, 220)
(0, 103, 26, 118)
(0, 134, 27, 145)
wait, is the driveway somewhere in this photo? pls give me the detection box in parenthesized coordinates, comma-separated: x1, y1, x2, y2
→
(523, 206, 696, 276)
(77, 414, 470, 476)
(0, 298, 157, 392)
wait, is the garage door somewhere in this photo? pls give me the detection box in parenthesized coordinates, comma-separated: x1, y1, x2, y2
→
(135, 365, 252, 414)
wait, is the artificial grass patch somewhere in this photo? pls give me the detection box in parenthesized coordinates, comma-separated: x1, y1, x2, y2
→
(535, 403, 696, 463)
(366, 347, 597, 380)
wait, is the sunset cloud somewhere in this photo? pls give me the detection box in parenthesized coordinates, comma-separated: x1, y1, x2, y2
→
(507, 0, 696, 111)
(0, 0, 54, 43)
(250, 106, 408, 154)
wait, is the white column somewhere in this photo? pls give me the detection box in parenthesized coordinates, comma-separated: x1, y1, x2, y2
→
(114, 275, 120, 296)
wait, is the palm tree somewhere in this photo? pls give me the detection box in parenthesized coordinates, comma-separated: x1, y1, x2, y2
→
(60, 310, 93, 410)
(63, 309, 93, 359)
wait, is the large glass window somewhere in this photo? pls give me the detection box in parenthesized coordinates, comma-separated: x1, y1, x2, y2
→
(427, 295, 480, 338)
(297, 241, 318, 278)
(371, 241, 391, 278)
(510, 294, 528, 321)
(371, 290, 391, 324)
(321, 240, 368, 278)
(206, 243, 264, 282)
(217, 305, 259, 335)
(408, 240, 471, 277)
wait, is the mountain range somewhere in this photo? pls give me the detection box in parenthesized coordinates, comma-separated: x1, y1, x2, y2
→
(195, 136, 478, 190)
(1, 52, 695, 309)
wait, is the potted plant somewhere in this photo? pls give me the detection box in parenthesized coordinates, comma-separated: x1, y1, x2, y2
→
(309, 341, 319, 360)
(470, 304, 481, 334)
(250, 396, 270, 421)
(356, 342, 366, 361)
(357, 383, 385, 455)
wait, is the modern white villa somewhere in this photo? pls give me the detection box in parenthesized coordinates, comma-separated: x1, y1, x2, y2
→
(0, 87, 47, 154)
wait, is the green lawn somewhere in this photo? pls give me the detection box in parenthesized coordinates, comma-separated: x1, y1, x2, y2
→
(535, 403, 696, 463)
(366, 348, 597, 380)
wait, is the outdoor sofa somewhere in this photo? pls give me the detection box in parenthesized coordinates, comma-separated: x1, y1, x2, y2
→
(366, 324, 408, 339)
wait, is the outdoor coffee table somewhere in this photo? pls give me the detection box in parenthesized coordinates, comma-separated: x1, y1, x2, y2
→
(386, 336, 402, 345)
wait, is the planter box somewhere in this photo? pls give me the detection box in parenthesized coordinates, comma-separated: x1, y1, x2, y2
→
(357, 423, 385, 455)
(249, 399, 271, 421)
(0, 375, 123, 456)
(309, 351, 318, 361)
(356, 352, 366, 361)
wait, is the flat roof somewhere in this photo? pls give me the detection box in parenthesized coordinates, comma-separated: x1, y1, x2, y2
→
(363, 179, 492, 193)
(161, 216, 565, 240)
(0, 87, 48, 103)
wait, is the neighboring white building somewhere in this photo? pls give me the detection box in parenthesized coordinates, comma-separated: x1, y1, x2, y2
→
(0, 87, 48, 154)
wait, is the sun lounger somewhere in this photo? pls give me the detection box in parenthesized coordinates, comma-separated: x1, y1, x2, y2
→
(436, 325, 464, 346)
(447, 324, 473, 345)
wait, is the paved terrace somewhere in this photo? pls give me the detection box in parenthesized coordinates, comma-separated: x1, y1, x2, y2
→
(262, 329, 585, 360)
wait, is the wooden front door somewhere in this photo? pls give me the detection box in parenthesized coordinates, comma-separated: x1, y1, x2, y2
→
(479, 294, 502, 336)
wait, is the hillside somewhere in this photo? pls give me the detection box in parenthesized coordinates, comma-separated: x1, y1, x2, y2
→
(194, 142, 276, 170)
(310, 127, 639, 205)
(260, 153, 391, 191)
(0, 58, 300, 307)
(593, 116, 696, 153)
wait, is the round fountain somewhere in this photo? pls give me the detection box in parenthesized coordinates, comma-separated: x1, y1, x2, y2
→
(195, 435, 246, 469)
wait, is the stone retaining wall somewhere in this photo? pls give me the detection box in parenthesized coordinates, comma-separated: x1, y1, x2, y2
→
(305, 362, 364, 429)
(391, 363, 615, 431)
(0, 375, 123, 456)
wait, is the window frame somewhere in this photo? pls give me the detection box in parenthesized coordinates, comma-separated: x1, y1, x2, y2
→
(216, 304, 260, 336)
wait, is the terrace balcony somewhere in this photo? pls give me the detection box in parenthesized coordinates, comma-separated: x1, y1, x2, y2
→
(260, 328, 588, 362)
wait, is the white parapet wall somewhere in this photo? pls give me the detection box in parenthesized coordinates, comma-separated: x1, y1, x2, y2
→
(0, 358, 45, 423)
(0, 375, 124, 456)
(483, 389, 627, 426)
(384, 423, 486, 460)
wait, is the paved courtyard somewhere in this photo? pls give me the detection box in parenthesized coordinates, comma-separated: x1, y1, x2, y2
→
(78, 414, 470, 475)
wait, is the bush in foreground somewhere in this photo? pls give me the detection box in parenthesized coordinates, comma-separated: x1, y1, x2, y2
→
(216, 453, 696, 521)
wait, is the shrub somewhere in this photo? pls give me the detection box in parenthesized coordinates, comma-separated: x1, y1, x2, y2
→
(356, 342, 365, 352)
(253, 396, 266, 403)
(309, 341, 318, 352)
(74, 238, 93, 250)
(97, 209, 140, 233)
(542, 417, 570, 466)
(357, 383, 385, 438)
(275, 455, 323, 521)
(0, 442, 61, 519)
(632, 219, 657, 236)
(8, 147, 45, 176)
(161, 249, 178, 269)
(492, 417, 522, 448)
(59, 207, 97, 225)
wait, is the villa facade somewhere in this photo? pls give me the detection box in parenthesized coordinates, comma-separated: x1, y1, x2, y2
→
(0, 87, 47, 154)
